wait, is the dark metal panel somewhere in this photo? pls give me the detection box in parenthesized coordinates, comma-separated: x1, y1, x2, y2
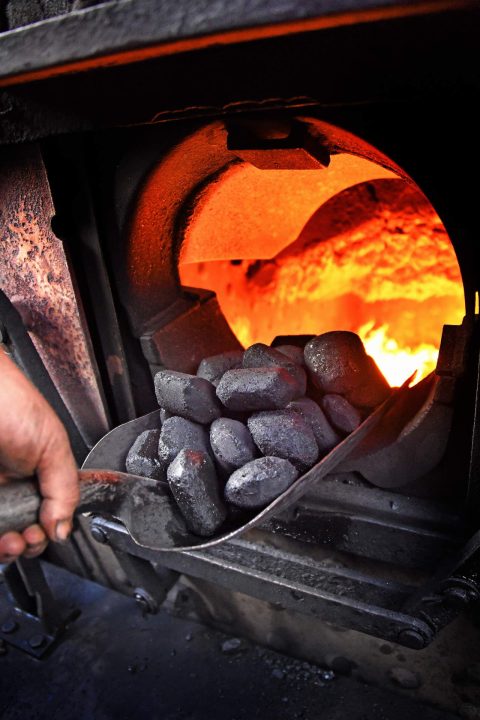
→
(0, 5, 479, 155)
(43, 138, 137, 425)
(93, 518, 436, 648)
(0, 0, 473, 87)
(271, 478, 465, 568)
(0, 563, 463, 718)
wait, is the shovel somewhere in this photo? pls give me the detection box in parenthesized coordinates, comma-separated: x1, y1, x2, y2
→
(0, 375, 418, 553)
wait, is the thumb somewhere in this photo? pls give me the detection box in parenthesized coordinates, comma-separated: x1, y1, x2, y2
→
(37, 426, 80, 542)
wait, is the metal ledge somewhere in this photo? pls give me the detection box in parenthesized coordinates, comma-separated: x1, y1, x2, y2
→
(0, 0, 475, 87)
(90, 516, 440, 648)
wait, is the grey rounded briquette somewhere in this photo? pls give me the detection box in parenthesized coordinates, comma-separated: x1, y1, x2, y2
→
(248, 409, 319, 472)
(154, 370, 222, 424)
(196, 350, 244, 387)
(158, 416, 210, 472)
(210, 418, 257, 475)
(274, 344, 306, 366)
(304, 331, 369, 395)
(304, 332, 389, 409)
(216, 367, 300, 412)
(167, 449, 226, 537)
(126, 429, 163, 480)
(243, 343, 307, 396)
(287, 397, 341, 453)
(347, 355, 391, 409)
(322, 394, 363, 434)
(224, 456, 299, 508)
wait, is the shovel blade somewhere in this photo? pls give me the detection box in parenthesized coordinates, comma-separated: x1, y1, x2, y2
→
(82, 381, 413, 552)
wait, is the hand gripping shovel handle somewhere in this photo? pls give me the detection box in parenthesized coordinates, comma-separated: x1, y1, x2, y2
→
(0, 469, 138, 537)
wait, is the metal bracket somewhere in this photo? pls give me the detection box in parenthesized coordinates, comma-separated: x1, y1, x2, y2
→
(226, 117, 330, 169)
(90, 517, 178, 614)
(391, 528, 480, 651)
(0, 558, 79, 658)
(113, 549, 178, 615)
(86, 474, 472, 650)
(90, 515, 439, 649)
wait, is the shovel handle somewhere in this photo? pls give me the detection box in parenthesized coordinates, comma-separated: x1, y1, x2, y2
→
(0, 478, 41, 536)
(0, 469, 126, 537)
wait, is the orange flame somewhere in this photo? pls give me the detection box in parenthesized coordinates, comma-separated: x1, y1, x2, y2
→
(358, 322, 438, 386)
(180, 179, 464, 388)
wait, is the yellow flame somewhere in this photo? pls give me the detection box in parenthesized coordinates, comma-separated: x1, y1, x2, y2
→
(358, 322, 438, 387)
(230, 316, 252, 350)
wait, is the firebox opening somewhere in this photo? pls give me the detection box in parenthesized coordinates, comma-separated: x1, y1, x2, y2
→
(178, 156, 464, 388)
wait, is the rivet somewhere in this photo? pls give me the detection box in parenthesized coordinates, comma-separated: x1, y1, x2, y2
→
(90, 525, 108, 544)
(1, 619, 18, 634)
(28, 634, 46, 649)
(397, 629, 426, 650)
(443, 586, 470, 609)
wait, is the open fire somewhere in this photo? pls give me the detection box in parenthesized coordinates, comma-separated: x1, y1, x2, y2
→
(180, 177, 464, 387)
(358, 322, 438, 387)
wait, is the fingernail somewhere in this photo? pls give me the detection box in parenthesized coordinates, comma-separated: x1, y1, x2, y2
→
(55, 520, 72, 542)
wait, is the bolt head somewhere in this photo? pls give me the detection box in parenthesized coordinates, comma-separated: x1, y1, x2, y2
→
(28, 634, 45, 649)
(444, 586, 470, 609)
(134, 589, 156, 614)
(1, 618, 18, 634)
(397, 629, 426, 650)
(90, 525, 108, 544)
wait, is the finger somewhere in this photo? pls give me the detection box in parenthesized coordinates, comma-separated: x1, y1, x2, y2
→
(0, 531, 26, 561)
(36, 426, 79, 542)
(23, 523, 47, 547)
(23, 539, 48, 559)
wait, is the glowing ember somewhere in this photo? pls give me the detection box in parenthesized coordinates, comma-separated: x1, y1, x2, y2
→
(180, 179, 464, 388)
(358, 322, 438, 387)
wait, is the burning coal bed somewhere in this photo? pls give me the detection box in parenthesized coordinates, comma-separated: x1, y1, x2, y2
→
(126, 331, 390, 537)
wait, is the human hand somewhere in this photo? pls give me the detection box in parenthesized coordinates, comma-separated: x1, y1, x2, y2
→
(0, 348, 79, 562)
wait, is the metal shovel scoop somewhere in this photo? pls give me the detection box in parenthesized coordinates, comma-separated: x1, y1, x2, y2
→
(0, 376, 417, 553)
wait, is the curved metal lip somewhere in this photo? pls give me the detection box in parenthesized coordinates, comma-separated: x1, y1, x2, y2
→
(83, 377, 413, 552)
(1, 1, 467, 89)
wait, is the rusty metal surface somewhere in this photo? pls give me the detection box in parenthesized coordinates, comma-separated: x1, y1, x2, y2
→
(0, 286, 88, 462)
(0, 144, 109, 447)
(120, 118, 404, 335)
(140, 288, 243, 373)
(226, 117, 331, 169)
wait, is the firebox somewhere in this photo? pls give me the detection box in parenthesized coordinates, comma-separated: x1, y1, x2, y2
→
(1, 0, 480, 712)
